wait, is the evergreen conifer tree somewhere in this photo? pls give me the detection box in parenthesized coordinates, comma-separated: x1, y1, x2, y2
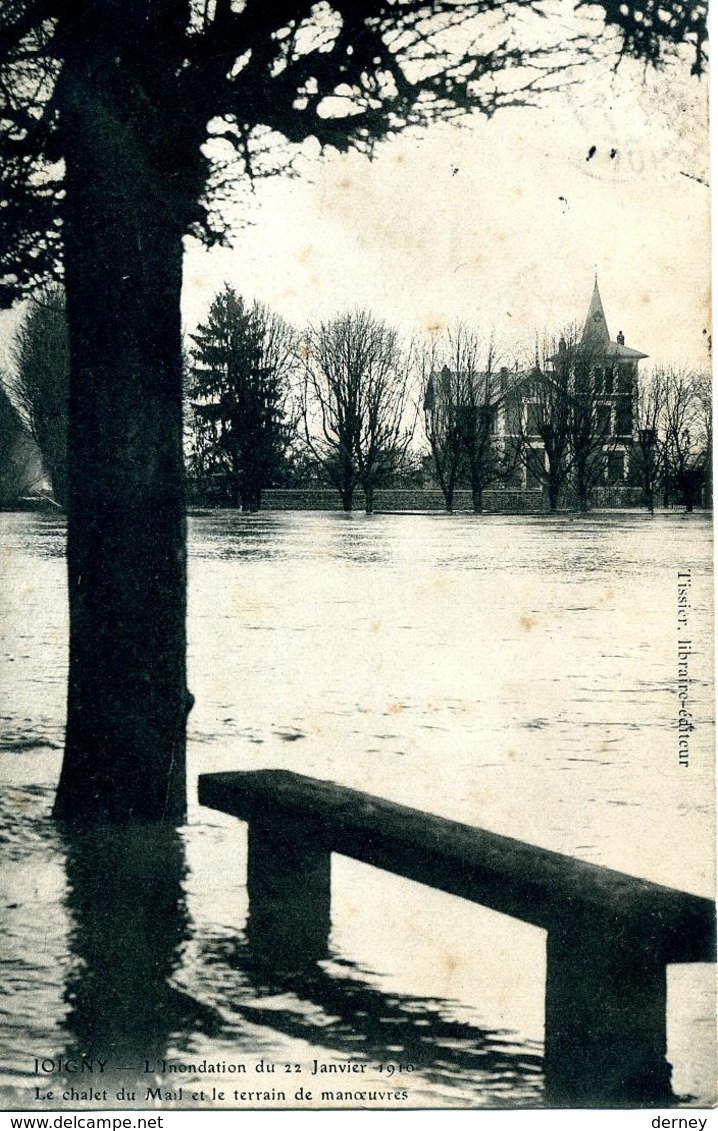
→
(188, 287, 294, 511)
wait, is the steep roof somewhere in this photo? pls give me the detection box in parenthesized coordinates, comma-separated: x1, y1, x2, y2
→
(606, 341, 649, 361)
(581, 278, 648, 361)
(582, 278, 611, 347)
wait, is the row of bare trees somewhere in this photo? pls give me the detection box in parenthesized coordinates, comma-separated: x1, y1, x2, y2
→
(635, 366, 712, 512)
(3, 286, 712, 517)
(507, 331, 636, 514)
(423, 328, 712, 514)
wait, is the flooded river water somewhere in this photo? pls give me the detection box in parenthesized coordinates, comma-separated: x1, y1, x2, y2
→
(0, 509, 714, 1109)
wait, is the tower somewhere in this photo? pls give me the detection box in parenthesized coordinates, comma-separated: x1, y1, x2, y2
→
(581, 278, 648, 483)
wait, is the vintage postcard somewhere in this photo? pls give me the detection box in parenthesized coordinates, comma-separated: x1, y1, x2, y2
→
(0, 0, 714, 1122)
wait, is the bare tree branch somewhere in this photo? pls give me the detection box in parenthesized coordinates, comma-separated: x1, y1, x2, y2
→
(300, 309, 414, 512)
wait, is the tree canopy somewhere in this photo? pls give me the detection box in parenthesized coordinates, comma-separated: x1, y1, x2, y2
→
(0, 0, 707, 307)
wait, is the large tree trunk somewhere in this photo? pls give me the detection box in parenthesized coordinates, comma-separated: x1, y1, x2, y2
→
(546, 467, 561, 513)
(339, 461, 355, 511)
(53, 8, 195, 824)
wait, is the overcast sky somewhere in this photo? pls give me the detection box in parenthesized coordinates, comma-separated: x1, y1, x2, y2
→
(182, 30, 710, 372)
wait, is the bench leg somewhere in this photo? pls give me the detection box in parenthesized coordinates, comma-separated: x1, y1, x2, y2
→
(544, 919, 672, 1105)
(246, 819, 331, 969)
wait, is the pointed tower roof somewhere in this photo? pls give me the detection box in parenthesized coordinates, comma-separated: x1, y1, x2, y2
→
(582, 277, 611, 347)
(578, 276, 648, 360)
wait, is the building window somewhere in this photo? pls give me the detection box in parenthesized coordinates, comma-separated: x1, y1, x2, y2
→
(526, 402, 543, 436)
(480, 405, 498, 435)
(615, 396, 633, 436)
(616, 365, 633, 395)
(606, 452, 625, 483)
(594, 366, 614, 395)
(596, 404, 612, 435)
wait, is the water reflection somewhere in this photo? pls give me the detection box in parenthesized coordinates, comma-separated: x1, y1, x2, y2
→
(202, 935, 544, 1105)
(320, 513, 393, 565)
(61, 823, 217, 1092)
(188, 510, 395, 566)
(0, 512, 67, 558)
(189, 511, 283, 562)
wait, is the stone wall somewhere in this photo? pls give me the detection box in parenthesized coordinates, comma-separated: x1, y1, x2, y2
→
(261, 489, 344, 511)
(479, 490, 546, 515)
(261, 486, 650, 513)
(591, 486, 645, 509)
(262, 488, 547, 513)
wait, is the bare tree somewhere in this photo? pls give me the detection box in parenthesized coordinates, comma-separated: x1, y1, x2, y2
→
(6, 285, 68, 507)
(654, 365, 709, 511)
(567, 333, 625, 513)
(633, 368, 664, 513)
(509, 339, 573, 513)
(423, 325, 508, 513)
(693, 370, 712, 509)
(460, 340, 510, 514)
(301, 310, 414, 514)
(422, 363, 464, 515)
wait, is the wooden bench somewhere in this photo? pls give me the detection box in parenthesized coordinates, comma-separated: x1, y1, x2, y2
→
(198, 769, 716, 1104)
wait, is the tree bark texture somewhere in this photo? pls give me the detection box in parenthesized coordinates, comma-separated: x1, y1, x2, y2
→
(53, 9, 196, 823)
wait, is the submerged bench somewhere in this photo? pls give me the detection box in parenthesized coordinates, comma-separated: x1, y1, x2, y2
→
(198, 769, 716, 1104)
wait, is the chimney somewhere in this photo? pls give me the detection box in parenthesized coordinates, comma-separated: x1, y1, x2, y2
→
(617, 330, 625, 346)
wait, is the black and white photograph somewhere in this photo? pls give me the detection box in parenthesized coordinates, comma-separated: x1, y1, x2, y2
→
(0, 0, 714, 1120)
